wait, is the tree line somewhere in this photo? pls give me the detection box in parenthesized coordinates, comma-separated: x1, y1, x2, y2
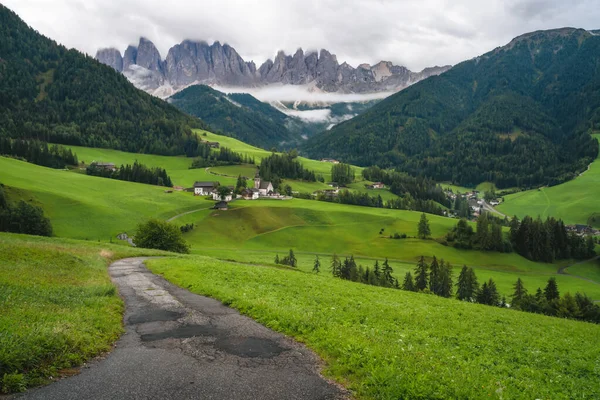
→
(190, 144, 255, 168)
(259, 151, 316, 189)
(86, 161, 173, 187)
(445, 214, 596, 262)
(305, 190, 445, 216)
(0, 184, 52, 236)
(362, 166, 451, 208)
(0, 138, 78, 168)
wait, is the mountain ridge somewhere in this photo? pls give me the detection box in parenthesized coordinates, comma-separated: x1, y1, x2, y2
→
(96, 38, 451, 97)
(303, 27, 600, 188)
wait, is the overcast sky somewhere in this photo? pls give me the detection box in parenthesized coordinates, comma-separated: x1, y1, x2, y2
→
(5, 0, 600, 71)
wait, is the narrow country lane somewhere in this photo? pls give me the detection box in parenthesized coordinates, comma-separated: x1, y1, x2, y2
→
(14, 258, 347, 400)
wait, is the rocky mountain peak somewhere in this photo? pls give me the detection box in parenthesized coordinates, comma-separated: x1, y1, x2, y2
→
(95, 48, 123, 72)
(96, 37, 452, 97)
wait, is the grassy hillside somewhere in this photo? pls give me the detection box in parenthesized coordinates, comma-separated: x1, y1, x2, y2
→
(181, 200, 600, 299)
(304, 28, 600, 188)
(0, 157, 213, 239)
(0, 5, 205, 155)
(68, 129, 372, 194)
(498, 134, 600, 224)
(0, 233, 166, 393)
(147, 255, 600, 399)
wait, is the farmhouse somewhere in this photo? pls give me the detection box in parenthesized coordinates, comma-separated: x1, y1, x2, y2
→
(367, 182, 385, 189)
(211, 186, 235, 202)
(202, 141, 220, 148)
(242, 188, 260, 200)
(214, 201, 228, 210)
(254, 177, 274, 196)
(321, 158, 340, 164)
(193, 181, 218, 196)
(92, 162, 116, 171)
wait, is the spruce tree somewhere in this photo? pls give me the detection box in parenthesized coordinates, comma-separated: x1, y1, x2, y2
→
(331, 254, 341, 277)
(429, 256, 440, 294)
(382, 258, 394, 287)
(414, 256, 429, 291)
(544, 277, 560, 302)
(456, 265, 478, 301)
(274, 254, 280, 264)
(402, 272, 416, 291)
(417, 213, 431, 239)
(511, 278, 527, 305)
(438, 260, 453, 298)
(313, 256, 321, 273)
(373, 260, 382, 285)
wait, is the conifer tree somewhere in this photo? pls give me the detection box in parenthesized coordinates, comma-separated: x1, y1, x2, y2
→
(313, 256, 321, 273)
(373, 260, 382, 285)
(382, 258, 394, 287)
(544, 277, 560, 302)
(429, 256, 440, 294)
(417, 213, 431, 239)
(402, 272, 415, 291)
(437, 260, 453, 298)
(511, 278, 527, 305)
(331, 254, 341, 277)
(414, 256, 429, 291)
(456, 265, 478, 301)
(274, 254, 280, 264)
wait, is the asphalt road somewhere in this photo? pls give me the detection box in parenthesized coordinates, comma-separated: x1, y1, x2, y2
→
(15, 258, 347, 400)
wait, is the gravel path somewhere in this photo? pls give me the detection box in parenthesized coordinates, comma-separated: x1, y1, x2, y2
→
(15, 258, 347, 400)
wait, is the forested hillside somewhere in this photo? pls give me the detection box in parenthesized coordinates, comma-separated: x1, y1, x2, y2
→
(305, 28, 600, 188)
(169, 85, 300, 148)
(0, 5, 208, 156)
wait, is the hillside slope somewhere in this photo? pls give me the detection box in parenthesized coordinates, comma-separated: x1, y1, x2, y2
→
(304, 28, 600, 188)
(0, 5, 206, 155)
(169, 85, 301, 148)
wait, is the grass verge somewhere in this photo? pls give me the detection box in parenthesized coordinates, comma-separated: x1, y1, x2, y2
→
(0, 233, 166, 393)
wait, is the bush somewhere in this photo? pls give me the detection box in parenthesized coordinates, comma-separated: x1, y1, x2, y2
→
(134, 219, 190, 253)
(2, 373, 26, 394)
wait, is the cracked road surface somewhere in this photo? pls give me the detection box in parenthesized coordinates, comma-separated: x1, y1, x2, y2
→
(16, 258, 347, 400)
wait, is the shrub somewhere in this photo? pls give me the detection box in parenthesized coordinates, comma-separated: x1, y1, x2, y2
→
(134, 219, 190, 253)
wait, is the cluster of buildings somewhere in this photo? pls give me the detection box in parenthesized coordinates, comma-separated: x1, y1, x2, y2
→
(566, 224, 600, 236)
(192, 176, 279, 210)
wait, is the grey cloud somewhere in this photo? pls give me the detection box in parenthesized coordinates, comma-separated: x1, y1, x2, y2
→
(4, 0, 600, 71)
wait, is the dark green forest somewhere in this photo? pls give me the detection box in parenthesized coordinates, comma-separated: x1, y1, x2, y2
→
(0, 138, 78, 168)
(86, 161, 173, 187)
(258, 152, 316, 188)
(169, 85, 299, 149)
(0, 184, 52, 236)
(0, 5, 207, 156)
(305, 28, 600, 188)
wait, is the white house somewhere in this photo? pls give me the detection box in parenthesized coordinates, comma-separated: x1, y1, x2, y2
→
(212, 192, 233, 202)
(193, 181, 217, 196)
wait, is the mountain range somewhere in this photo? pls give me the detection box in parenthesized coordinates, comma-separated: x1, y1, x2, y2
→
(305, 28, 600, 188)
(96, 38, 451, 97)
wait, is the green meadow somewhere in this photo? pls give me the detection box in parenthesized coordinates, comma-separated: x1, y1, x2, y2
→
(498, 134, 600, 224)
(147, 255, 600, 400)
(0, 233, 166, 393)
(0, 157, 213, 239)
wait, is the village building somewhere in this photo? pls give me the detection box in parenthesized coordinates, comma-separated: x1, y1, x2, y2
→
(320, 158, 340, 164)
(367, 182, 385, 189)
(214, 201, 228, 210)
(92, 162, 116, 171)
(202, 140, 220, 148)
(193, 181, 218, 196)
(254, 176, 274, 196)
(242, 188, 260, 200)
(211, 186, 235, 202)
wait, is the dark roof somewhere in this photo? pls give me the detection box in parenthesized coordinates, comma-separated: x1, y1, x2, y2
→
(259, 181, 272, 189)
(214, 201, 228, 209)
(194, 181, 216, 188)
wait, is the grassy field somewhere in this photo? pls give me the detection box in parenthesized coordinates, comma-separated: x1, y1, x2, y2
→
(565, 259, 600, 283)
(0, 157, 213, 239)
(498, 134, 600, 224)
(147, 256, 600, 400)
(181, 199, 600, 299)
(0, 233, 166, 393)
